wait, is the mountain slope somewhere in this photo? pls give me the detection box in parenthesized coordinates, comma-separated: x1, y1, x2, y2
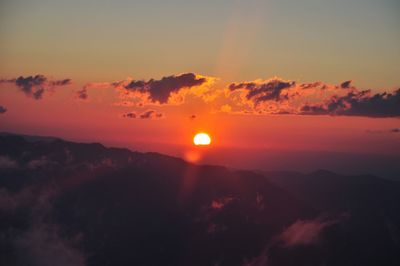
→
(0, 135, 316, 266)
(1, 135, 400, 265)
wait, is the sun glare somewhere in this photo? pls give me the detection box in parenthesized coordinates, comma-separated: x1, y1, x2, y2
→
(193, 133, 211, 146)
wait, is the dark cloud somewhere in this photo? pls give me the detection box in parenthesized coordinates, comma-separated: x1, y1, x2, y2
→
(0, 105, 7, 114)
(123, 112, 137, 119)
(299, 82, 323, 90)
(139, 110, 164, 119)
(229, 78, 295, 103)
(301, 89, 400, 117)
(123, 110, 164, 120)
(227, 77, 400, 117)
(119, 73, 209, 104)
(300, 104, 329, 115)
(390, 128, 400, 133)
(76, 88, 88, 100)
(189, 114, 196, 120)
(340, 80, 352, 89)
(0, 75, 71, 100)
(50, 79, 72, 86)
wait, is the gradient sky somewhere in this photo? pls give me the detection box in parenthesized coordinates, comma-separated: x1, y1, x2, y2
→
(0, 0, 399, 176)
(1, 0, 399, 86)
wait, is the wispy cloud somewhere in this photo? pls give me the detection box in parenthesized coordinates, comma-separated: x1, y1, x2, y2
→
(278, 216, 339, 247)
(0, 156, 18, 169)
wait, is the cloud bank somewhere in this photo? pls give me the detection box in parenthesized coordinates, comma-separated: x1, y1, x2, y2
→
(3, 73, 399, 118)
(226, 77, 400, 117)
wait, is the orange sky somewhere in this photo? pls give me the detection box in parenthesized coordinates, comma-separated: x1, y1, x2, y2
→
(0, 0, 399, 178)
(0, 76, 399, 155)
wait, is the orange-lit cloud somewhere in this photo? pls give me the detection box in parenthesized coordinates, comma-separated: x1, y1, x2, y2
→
(112, 73, 217, 106)
(225, 77, 400, 117)
(4, 73, 398, 118)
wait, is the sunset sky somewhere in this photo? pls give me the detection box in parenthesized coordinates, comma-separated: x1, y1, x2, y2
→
(0, 0, 399, 176)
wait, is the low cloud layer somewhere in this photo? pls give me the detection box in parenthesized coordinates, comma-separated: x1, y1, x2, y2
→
(0, 156, 18, 169)
(0, 75, 71, 100)
(279, 216, 339, 247)
(15, 225, 85, 266)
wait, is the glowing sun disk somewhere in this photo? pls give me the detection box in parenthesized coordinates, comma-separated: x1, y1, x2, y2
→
(193, 133, 211, 146)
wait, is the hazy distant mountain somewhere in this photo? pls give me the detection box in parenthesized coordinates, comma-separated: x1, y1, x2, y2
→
(0, 135, 399, 266)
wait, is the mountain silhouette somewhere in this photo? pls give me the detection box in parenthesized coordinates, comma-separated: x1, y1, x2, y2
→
(0, 134, 399, 266)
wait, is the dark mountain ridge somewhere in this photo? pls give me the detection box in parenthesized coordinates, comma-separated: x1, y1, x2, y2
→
(0, 134, 399, 266)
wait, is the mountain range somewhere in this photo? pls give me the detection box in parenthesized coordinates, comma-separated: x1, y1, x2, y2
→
(0, 133, 399, 266)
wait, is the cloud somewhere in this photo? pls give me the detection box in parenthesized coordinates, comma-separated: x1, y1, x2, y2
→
(300, 89, 400, 117)
(0, 156, 18, 169)
(139, 110, 164, 119)
(123, 110, 164, 120)
(226, 77, 400, 117)
(0, 105, 7, 114)
(391, 128, 400, 133)
(76, 88, 88, 100)
(123, 112, 137, 119)
(112, 73, 216, 105)
(229, 78, 295, 104)
(189, 114, 196, 120)
(210, 196, 235, 210)
(340, 80, 352, 89)
(0, 181, 86, 266)
(0, 75, 71, 100)
(279, 216, 339, 247)
(242, 253, 269, 266)
(49, 79, 72, 86)
(75, 82, 114, 101)
(5, 188, 85, 266)
(15, 225, 86, 266)
(27, 156, 50, 169)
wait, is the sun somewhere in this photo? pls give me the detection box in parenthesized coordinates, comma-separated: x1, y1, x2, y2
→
(193, 133, 211, 146)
